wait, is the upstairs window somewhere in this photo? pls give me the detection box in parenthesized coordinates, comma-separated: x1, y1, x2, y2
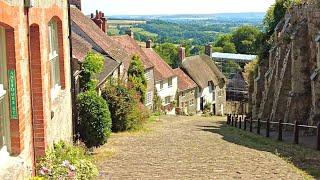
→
(49, 20, 61, 99)
(168, 77, 173, 87)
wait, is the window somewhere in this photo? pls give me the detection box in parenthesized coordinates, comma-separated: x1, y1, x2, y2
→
(145, 70, 151, 81)
(160, 81, 164, 90)
(0, 26, 10, 152)
(49, 20, 61, 99)
(165, 96, 171, 104)
(168, 77, 173, 87)
(181, 92, 185, 97)
(189, 99, 194, 106)
(146, 91, 152, 105)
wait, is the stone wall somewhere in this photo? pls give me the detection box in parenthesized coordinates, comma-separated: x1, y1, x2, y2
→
(252, 3, 320, 125)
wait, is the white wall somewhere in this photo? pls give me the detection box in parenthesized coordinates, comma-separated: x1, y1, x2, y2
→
(155, 76, 178, 105)
(196, 86, 214, 111)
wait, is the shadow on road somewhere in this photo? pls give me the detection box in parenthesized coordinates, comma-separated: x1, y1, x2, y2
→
(198, 121, 320, 179)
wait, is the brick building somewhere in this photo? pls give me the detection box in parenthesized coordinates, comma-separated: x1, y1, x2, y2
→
(0, 0, 72, 178)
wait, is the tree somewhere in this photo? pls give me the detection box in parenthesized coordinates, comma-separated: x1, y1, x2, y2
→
(221, 60, 242, 78)
(231, 25, 261, 54)
(80, 52, 104, 91)
(154, 43, 180, 68)
(128, 55, 147, 103)
(213, 34, 236, 53)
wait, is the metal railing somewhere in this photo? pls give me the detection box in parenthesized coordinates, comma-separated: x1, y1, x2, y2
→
(226, 114, 320, 151)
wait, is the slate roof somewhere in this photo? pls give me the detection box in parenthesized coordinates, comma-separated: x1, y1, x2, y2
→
(96, 56, 121, 87)
(71, 32, 92, 62)
(181, 55, 227, 89)
(70, 7, 131, 70)
(110, 35, 154, 69)
(173, 68, 197, 92)
(142, 48, 175, 81)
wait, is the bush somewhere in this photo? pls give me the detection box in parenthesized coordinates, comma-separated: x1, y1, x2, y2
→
(35, 141, 98, 180)
(77, 91, 112, 148)
(128, 55, 147, 103)
(80, 52, 104, 91)
(102, 82, 149, 132)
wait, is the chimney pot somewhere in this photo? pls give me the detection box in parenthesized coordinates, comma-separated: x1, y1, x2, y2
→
(91, 13, 94, 18)
(146, 39, 152, 48)
(126, 30, 134, 39)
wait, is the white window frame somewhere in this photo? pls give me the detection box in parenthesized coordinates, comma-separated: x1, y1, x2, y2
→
(164, 96, 171, 105)
(146, 91, 152, 105)
(49, 20, 61, 100)
(168, 77, 173, 87)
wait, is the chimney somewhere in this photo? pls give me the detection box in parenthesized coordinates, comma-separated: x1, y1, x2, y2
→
(178, 46, 186, 63)
(70, 0, 82, 10)
(91, 10, 107, 33)
(205, 44, 212, 57)
(126, 29, 134, 39)
(146, 39, 152, 48)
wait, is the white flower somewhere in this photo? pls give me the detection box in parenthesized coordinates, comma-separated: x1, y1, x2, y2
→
(62, 160, 70, 167)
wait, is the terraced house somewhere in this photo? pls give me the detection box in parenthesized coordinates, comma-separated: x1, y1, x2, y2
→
(0, 0, 72, 178)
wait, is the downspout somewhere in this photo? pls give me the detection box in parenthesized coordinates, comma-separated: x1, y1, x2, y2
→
(67, 0, 77, 141)
(24, 3, 37, 175)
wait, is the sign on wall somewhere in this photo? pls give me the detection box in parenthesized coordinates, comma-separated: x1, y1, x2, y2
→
(8, 70, 18, 119)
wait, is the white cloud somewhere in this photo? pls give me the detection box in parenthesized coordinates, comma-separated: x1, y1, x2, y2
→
(82, 0, 275, 15)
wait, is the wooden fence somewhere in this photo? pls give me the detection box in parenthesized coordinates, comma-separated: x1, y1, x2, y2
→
(226, 114, 320, 151)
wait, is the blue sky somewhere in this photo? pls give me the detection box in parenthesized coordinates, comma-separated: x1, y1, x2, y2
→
(82, 0, 275, 16)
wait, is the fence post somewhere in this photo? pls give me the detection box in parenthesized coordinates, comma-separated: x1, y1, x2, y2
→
(235, 116, 238, 127)
(257, 118, 261, 135)
(244, 117, 247, 131)
(227, 114, 230, 125)
(294, 121, 299, 144)
(231, 115, 234, 126)
(239, 117, 242, 129)
(250, 117, 253, 132)
(266, 119, 270, 138)
(317, 122, 320, 151)
(278, 119, 283, 141)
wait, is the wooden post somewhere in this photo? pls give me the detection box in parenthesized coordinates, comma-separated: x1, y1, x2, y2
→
(250, 117, 253, 132)
(294, 121, 299, 144)
(266, 119, 270, 138)
(227, 114, 230, 125)
(239, 117, 242, 129)
(244, 117, 247, 131)
(317, 122, 320, 151)
(278, 119, 283, 141)
(235, 116, 238, 127)
(257, 118, 261, 135)
(231, 115, 234, 126)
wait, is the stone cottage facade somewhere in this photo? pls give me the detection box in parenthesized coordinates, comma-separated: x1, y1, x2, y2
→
(180, 47, 227, 115)
(0, 0, 73, 178)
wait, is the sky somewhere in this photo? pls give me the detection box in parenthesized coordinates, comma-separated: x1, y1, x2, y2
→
(82, 0, 275, 16)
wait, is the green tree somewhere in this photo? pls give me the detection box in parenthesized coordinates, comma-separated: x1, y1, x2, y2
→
(77, 91, 112, 148)
(80, 52, 104, 91)
(154, 43, 179, 68)
(128, 55, 147, 103)
(231, 25, 261, 54)
(221, 60, 242, 78)
(213, 34, 236, 53)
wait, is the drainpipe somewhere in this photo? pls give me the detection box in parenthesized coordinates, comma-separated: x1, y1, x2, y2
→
(67, 0, 77, 141)
(24, 2, 37, 175)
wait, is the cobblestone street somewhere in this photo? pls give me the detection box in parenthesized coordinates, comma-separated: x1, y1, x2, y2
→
(95, 115, 315, 179)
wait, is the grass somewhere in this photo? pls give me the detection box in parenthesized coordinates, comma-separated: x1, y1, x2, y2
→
(213, 122, 320, 179)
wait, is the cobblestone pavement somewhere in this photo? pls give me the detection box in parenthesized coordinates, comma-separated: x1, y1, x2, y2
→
(95, 115, 306, 180)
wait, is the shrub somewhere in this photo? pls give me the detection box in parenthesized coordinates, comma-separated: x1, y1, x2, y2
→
(128, 55, 147, 103)
(80, 52, 104, 91)
(35, 141, 98, 180)
(77, 91, 112, 148)
(102, 82, 149, 132)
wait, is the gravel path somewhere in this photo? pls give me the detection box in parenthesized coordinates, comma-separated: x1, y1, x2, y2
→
(95, 115, 305, 179)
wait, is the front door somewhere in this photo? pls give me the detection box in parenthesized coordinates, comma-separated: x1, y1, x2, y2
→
(200, 97, 204, 111)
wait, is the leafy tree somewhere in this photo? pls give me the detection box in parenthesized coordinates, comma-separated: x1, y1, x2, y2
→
(80, 52, 104, 91)
(77, 91, 112, 148)
(221, 60, 242, 78)
(154, 43, 180, 68)
(231, 25, 261, 54)
(128, 55, 147, 103)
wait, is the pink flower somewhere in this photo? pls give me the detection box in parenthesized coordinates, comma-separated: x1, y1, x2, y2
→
(39, 166, 51, 175)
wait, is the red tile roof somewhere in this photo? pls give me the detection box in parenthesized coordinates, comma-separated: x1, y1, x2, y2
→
(111, 35, 154, 69)
(71, 32, 92, 62)
(173, 68, 197, 92)
(70, 7, 131, 70)
(142, 48, 175, 81)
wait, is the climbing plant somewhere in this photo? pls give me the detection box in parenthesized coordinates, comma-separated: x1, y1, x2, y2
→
(128, 55, 147, 103)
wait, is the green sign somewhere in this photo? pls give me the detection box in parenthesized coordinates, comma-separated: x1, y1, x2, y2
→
(8, 70, 18, 119)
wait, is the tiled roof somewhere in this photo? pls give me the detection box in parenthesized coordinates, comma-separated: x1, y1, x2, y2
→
(70, 7, 131, 70)
(142, 48, 175, 81)
(181, 55, 227, 89)
(71, 32, 92, 62)
(173, 68, 197, 92)
(111, 35, 154, 69)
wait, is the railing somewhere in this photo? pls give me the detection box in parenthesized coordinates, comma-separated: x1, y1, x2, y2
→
(226, 114, 320, 151)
